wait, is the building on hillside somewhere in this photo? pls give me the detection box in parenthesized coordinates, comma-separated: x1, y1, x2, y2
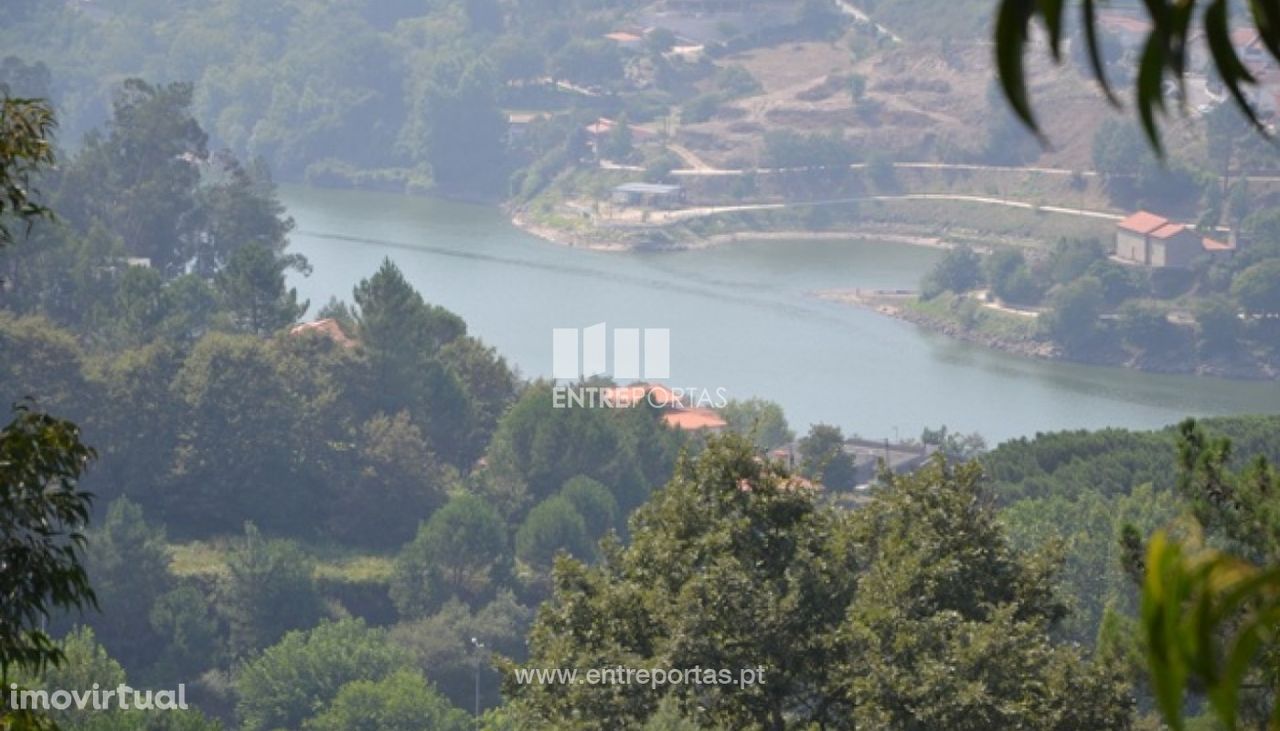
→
(1114, 210, 1235, 268)
(596, 383, 727, 432)
(770, 438, 937, 488)
(506, 112, 545, 144)
(611, 182, 686, 208)
(289, 318, 357, 348)
(1097, 11, 1151, 54)
(603, 31, 645, 51)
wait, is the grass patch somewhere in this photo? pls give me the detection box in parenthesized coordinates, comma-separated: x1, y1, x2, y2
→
(903, 292, 1041, 341)
(167, 539, 394, 584)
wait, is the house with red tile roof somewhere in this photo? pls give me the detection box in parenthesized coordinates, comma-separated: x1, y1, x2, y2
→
(1115, 210, 1235, 268)
(289, 318, 357, 348)
(596, 383, 727, 432)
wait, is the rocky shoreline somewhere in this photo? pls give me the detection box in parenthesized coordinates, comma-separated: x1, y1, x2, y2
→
(509, 208, 960, 253)
(817, 289, 1280, 381)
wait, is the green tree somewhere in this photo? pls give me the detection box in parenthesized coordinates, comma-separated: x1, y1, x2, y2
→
(190, 155, 294, 276)
(391, 593, 532, 713)
(0, 96, 55, 247)
(843, 458, 1133, 729)
(149, 585, 221, 680)
(1139, 420, 1280, 730)
(1193, 296, 1240, 356)
(111, 266, 168, 345)
(414, 58, 507, 192)
(236, 619, 409, 731)
(601, 114, 633, 161)
(87, 341, 183, 508)
(0, 314, 90, 416)
(1048, 238, 1106, 285)
(504, 436, 857, 729)
(719, 398, 793, 452)
(1231, 259, 1280, 315)
(304, 669, 470, 731)
(391, 493, 509, 616)
(221, 523, 322, 658)
(82, 498, 171, 672)
(1117, 301, 1179, 355)
(326, 412, 450, 549)
(58, 80, 207, 275)
(170, 333, 305, 533)
(20, 626, 224, 730)
(797, 423, 857, 490)
(550, 40, 623, 88)
(558, 476, 618, 540)
(215, 244, 308, 336)
(516, 496, 592, 570)
(35, 627, 124, 720)
(1041, 276, 1105, 353)
(436, 335, 518, 464)
(984, 248, 1041, 304)
(0, 406, 96, 687)
(352, 259, 472, 463)
(922, 245, 982, 298)
(481, 382, 678, 516)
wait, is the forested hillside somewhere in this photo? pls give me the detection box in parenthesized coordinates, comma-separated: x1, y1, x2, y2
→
(3, 1, 1280, 729)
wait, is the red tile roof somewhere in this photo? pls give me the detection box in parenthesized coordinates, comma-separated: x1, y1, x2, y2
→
(598, 383, 680, 407)
(289, 319, 356, 348)
(604, 31, 643, 43)
(1098, 13, 1151, 35)
(1150, 222, 1188, 239)
(1231, 28, 1261, 50)
(1117, 210, 1169, 234)
(1202, 236, 1236, 252)
(662, 408, 727, 431)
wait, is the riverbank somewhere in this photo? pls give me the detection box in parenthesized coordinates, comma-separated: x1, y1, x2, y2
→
(818, 289, 1280, 381)
(510, 205, 1008, 254)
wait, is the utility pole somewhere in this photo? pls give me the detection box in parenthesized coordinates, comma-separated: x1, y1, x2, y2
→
(471, 637, 485, 729)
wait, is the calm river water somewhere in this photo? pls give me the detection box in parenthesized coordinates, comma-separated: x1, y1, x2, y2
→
(281, 184, 1280, 443)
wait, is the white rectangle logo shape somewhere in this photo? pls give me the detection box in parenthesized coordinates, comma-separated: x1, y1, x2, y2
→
(552, 328, 579, 380)
(582, 322, 607, 377)
(552, 324, 669, 381)
(613, 328, 640, 380)
(644, 328, 670, 379)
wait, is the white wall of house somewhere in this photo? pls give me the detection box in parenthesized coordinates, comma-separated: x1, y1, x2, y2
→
(1116, 229, 1148, 263)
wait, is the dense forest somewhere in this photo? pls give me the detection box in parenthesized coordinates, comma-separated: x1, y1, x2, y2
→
(0, 79, 1277, 727)
(0, 0, 689, 196)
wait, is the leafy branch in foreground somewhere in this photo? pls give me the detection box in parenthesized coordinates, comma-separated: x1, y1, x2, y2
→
(1142, 532, 1280, 730)
(0, 404, 98, 685)
(994, 0, 1280, 153)
(1140, 420, 1280, 730)
(0, 97, 56, 247)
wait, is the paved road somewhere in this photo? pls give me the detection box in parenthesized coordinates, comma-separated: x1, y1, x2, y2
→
(601, 158, 1280, 183)
(600, 193, 1125, 226)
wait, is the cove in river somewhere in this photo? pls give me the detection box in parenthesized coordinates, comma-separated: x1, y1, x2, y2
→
(281, 184, 1280, 444)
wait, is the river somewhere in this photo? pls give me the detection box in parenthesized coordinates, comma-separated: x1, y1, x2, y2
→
(281, 184, 1280, 444)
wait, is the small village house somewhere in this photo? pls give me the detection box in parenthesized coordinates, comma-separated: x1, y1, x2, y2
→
(602, 31, 645, 51)
(611, 182, 686, 209)
(289, 318, 357, 348)
(1114, 210, 1235, 268)
(597, 383, 727, 433)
